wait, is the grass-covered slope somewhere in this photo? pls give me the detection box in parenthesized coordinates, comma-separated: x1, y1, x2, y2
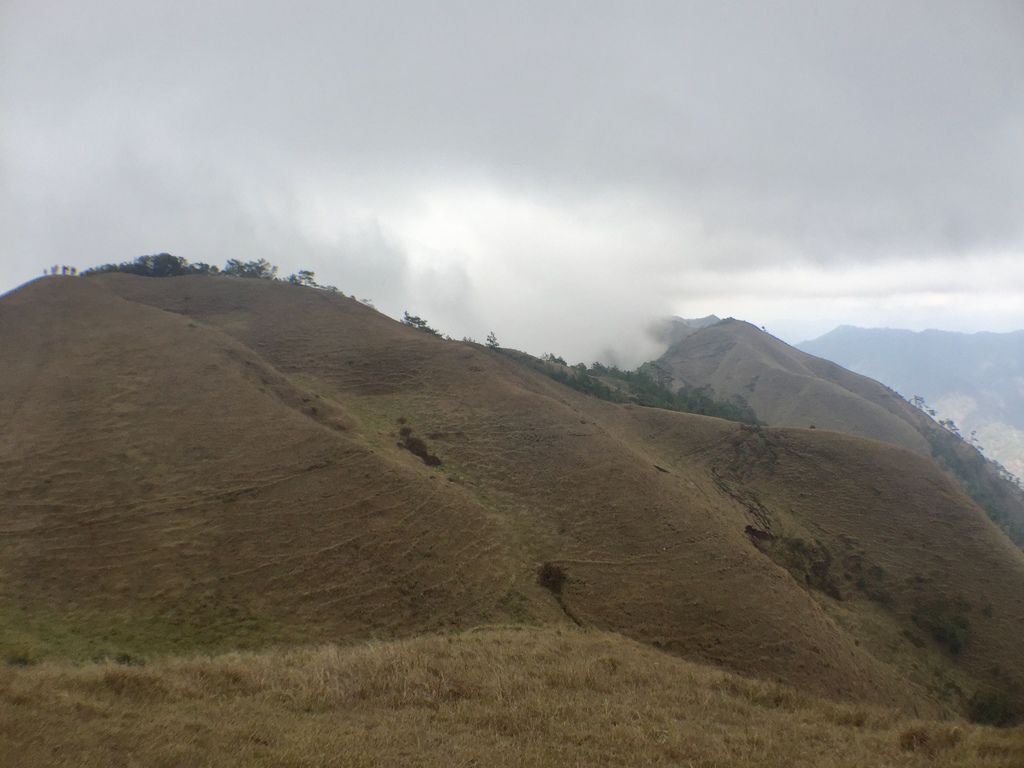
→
(2, 274, 1024, 724)
(0, 277, 522, 659)
(657, 318, 1024, 544)
(3, 627, 1023, 768)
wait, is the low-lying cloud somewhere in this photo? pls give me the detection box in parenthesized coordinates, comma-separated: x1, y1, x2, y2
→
(2, 0, 1022, 362)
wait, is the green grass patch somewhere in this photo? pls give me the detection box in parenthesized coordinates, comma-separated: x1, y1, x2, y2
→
(0, 594, 294, 664)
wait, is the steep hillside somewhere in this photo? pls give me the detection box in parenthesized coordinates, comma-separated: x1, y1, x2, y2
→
(3, 275, 1024, 725)
(799, 326, 1024, 480)
(656, 319, 1024, 544)
(0, 277, 520, 658)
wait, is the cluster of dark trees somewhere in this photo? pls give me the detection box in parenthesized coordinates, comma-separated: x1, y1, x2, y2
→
(81, 253, 337, 291)
(528, 354, 760, 425)
(83, 253, 221, 278)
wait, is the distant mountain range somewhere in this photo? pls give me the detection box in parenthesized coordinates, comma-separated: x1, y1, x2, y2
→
(799, 327, 1024, 480)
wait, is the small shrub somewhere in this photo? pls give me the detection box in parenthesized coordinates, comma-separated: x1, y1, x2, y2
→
(913, 599, 971, 656)
(898, 725, 962, 756)
(4, 649, 37, 667)
(856, 577, 893, 606)
(286, 269, 318, 287)
(901, 629, 926, 648)
(397, 429, 442, 467)
(537, 562, 567, 595)
(402, 312, 442, 337)
(768, 536, 842, 599)
(968, 689, 1019, 727)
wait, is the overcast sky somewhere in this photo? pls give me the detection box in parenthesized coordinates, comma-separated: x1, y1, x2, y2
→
(3, 1, 1022, 363)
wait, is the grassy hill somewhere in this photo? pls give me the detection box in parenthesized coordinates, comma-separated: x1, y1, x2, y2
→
(3, 627, 1022, 767)
(2, 274, 1024, 762)
(656, 318, 1024, 544)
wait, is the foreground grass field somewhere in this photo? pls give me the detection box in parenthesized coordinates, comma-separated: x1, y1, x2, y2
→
(1, 627, 1021, 767)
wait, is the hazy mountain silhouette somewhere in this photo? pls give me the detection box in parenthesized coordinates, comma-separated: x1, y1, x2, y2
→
(800, 326, 1024, 480)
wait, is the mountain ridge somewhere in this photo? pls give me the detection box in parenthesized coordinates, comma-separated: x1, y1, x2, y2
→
(2, 274, 1024, 724)
(655, 318, 1024, 545)
(798, 325, 1024, 481)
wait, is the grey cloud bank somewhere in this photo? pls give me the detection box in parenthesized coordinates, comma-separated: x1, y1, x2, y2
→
(2, 0, 1022, 363)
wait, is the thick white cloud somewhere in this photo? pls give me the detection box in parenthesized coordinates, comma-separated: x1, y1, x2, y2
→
(2, 0, 1022, 362)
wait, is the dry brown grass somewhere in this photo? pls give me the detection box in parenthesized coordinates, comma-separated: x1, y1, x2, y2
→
(657, 318, 933, 454)
(3, 274, 1024, 724)
(657, 317, 1024, 547)
(1, 627, 1021, 768)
